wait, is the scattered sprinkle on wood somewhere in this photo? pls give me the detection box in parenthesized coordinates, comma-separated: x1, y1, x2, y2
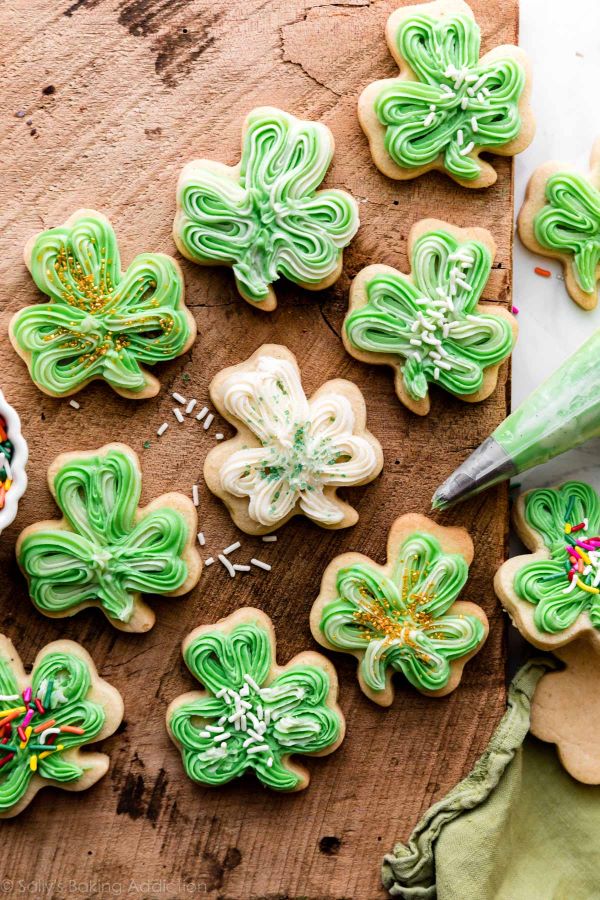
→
(262, 535, 277, 542)
(219, 554, 236, 577)
(157, 422, 169, 437)
(197, 532, 206, 546)
(203, 413, 214, 430)
(215, 433, 224, 441)
(172, 392, 186, 404)
(233, 564, 251, 572)
(223, 541, 240, 555)
(250, 558, 271, 572)
(69, 399, 80, 409)
(173, 407, 184, 423)
(186, 398, 197, 414)
(196, 407, 208, 422)
(192, 484, 200, 506)
(204, 557, 214, 566)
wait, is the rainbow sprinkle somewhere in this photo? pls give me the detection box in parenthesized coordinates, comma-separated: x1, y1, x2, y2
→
(0, 415, 14, 511)
(562, 508, 600, 595)
(0, 684, 84, 775)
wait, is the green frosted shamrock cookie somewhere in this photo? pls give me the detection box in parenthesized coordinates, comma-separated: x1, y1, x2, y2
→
(167, 608, 345, 791)
(358, 0, 534, 188)
(10, 209, 196, 398)
(310, 513, 488, 704)
(495, 481, 600, 650)
(17, 443, 201, 632)
(0, 635, 123, 818)
(173, 107, 359, 310)
(343, 219, 517, 415)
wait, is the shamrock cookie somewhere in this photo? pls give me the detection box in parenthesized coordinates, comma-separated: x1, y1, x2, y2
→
(10, 209, 196, 398)
(173, 107, 359, 310)
(0, 388, 28, 535)
(518, 140, 600, 310)
(343, 219, 517, 415)
(0, 635, 123, 818)
(530, 639, 600, 784)
(17, 443, 201, 632)
(166, 608, 345, 792)
(204, 344, 383, 534)
(494, 481, 600, 651)
(310, 514, 488, 704)
(358, 0, 534, 188)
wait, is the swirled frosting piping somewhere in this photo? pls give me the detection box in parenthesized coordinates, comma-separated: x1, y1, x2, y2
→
(514, 481, 600, 633)
(216, 354, 380, 527)
(18, 445, 192, 625)
(372, 9, 526, 180)
(317, 531, 485, 694)
(345, 229, 514, 402)
(175, 108, 359, 303)
(533, 173, 600, 293)
(11, 210, 194, 397)
(168, 616, 342, 791)
(0, 646, 105, 814)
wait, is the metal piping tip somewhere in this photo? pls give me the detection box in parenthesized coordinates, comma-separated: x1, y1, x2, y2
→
(431, 436, 517, 510)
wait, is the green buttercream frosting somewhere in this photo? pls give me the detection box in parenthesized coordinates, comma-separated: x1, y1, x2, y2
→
(11, 210, 194, 397)
(514, 481, 600, 634)
(373, 10, 526, 180)
(0, 645, 106, 814)
(533, 173, 600, 293)
(174, 107, 359, 304)
(168, 615, 342, 791)
(318, 531, 485, 694)
(344, 229, 515, 402)
(18, 445, 192, 626)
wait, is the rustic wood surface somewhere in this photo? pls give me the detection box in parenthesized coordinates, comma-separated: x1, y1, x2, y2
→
(0, 0, 517, 896)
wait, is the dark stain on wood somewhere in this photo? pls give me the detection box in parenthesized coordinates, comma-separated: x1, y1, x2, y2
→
(146, 767, 169, 825)
(319, 836, 342, 856)
(116, 772, 146, 819)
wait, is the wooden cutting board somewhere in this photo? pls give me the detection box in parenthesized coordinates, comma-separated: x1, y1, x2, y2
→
(0, 0, 516, 896)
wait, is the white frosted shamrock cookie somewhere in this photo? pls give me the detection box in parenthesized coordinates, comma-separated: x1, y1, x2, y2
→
(310, 513, 489, 705)
(166, 607, 345, 792)
(173, 106, 360, 311)
(494, 481, 600, 651)
(518, 140, 600, 310)
(343, 219, 517, 416)
(358, 0, 534, 188)
(203, 344, 383, 534)
(17, 443, 201, 633)
(0, 635, 123, 818)
(10, 209, 196, 399)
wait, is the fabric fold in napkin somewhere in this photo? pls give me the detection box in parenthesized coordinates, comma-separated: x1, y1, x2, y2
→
(382, 658, 600, 899)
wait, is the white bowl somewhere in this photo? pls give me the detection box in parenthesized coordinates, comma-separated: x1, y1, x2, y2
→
(0, 388, 28, 535)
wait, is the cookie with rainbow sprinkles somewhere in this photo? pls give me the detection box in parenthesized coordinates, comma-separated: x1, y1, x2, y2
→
(310, 513, 489, 705)
(494, 481, 600, 651)
(10, 209, 196, 399)
(0, 635, 123, 818)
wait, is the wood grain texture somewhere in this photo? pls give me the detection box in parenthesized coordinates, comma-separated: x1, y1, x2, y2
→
(0, 0, 516, 896)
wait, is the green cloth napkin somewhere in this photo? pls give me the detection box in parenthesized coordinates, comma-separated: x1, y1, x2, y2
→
(382, 660, 600, 899)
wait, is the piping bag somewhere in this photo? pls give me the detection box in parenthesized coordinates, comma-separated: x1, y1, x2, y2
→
(432, 330, 600, 509)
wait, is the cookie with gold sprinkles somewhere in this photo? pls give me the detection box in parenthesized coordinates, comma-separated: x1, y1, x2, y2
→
(310, 513, 488, 704)
(10, 209, 196, 399)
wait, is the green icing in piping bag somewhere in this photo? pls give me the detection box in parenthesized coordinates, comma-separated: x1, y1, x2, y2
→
(432, 330, 600, 509)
